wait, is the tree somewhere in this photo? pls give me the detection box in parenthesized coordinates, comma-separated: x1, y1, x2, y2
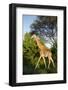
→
(30, 16, 57, 45)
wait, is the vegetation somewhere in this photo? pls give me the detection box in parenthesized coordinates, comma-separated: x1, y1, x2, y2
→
(23, 33, 57, 75)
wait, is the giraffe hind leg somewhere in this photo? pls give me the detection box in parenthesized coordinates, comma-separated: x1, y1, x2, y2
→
(48, 59, 51, 69)
(50, 57, 55, 67)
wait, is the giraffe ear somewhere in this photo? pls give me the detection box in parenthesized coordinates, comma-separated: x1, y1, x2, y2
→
(31, 34, 36, 39)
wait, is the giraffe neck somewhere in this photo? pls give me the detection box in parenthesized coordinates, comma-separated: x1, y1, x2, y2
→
(35, 39, 46, 50)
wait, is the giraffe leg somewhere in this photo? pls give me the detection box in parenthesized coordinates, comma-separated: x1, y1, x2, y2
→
(50, 57, 55, 67)
(42, 57, 46, 68)
(35, 56, 41, 69)
(48, 59, 51, 69)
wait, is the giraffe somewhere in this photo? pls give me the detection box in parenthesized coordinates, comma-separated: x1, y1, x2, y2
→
(31, 34, 55, 69)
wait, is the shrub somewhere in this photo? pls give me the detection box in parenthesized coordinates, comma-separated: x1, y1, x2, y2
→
(23, 33, 57, 74)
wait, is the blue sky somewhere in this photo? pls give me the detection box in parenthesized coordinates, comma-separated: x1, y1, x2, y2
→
(23, 15, 37, 33)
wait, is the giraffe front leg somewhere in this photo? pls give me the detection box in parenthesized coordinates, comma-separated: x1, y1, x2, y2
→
(35, 56, 41, 69)
(42, 57, 46, 68)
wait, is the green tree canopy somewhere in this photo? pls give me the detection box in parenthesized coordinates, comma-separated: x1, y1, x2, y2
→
(30, 16, 57, 45)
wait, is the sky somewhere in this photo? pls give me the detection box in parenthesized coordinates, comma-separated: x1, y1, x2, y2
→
(23, 15, 37, 33)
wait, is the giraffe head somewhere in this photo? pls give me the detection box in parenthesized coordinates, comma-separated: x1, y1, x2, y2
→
(31, 34, 40, 41)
